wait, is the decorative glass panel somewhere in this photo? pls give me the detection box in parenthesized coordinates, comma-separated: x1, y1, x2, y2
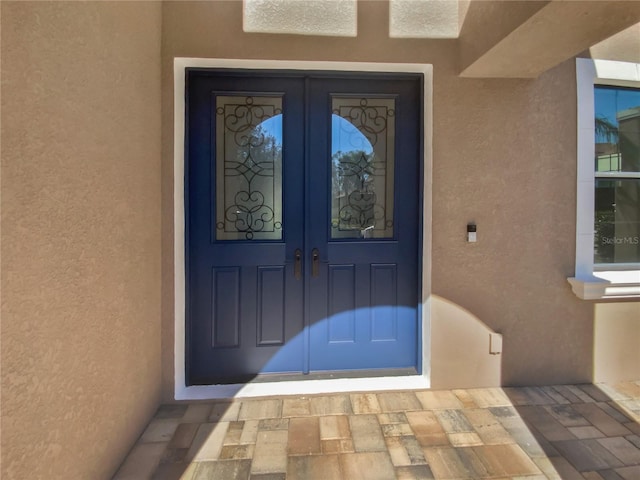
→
(331, 97, 395, 239)
(215, 95, 283, 241)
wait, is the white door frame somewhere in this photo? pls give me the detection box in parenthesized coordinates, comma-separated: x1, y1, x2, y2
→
(174, 58, 433, 400)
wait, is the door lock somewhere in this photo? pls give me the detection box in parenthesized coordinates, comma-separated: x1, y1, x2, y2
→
(294, 249, 302, 280)
(312, 248, 320, 277)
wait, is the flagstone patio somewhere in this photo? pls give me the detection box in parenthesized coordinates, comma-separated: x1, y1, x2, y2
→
(113, 381, 640, 479)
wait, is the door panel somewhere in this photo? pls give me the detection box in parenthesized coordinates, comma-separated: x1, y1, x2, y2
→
(211, 267, 240, 348)
(307, 77, 420, 372)
(371, 263, 398, 342)
(187, 72, 305, 384)
(257, 266, 286, 345)
(327, 264, 357, 343)
(186, 70, 421, 384)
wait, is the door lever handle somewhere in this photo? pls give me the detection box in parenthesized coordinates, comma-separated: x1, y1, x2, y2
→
(311, 248, 320, 278)
(294, 249, 302, 280)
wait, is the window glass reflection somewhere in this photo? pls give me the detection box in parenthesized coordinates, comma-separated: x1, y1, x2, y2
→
(594, 86, 640, 263)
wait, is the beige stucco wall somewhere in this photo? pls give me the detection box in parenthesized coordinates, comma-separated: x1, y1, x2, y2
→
(594, 302, 640, 384)
(1, 2, 162, 479)
(458, 0, 549, 73)
(431, 296, 502, 389)
(590, 23, 640, 64)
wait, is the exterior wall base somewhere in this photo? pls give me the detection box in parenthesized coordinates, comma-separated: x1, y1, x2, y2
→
(430, 295, 503, 389)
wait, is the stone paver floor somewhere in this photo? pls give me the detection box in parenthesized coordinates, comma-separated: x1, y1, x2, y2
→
(113, 381, 640, 479)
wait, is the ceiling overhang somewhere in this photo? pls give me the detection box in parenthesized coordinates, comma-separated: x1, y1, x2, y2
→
(459, 0, 640, 78)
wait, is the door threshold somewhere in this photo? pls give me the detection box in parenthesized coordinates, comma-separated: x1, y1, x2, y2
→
(191, 368, 418, 386)
(253, 368, 419, 383)
(176, 372, 430, 401)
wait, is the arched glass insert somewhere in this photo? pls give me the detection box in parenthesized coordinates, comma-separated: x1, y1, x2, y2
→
(215, 96, 283, 241)
(331, 97, 395, 239)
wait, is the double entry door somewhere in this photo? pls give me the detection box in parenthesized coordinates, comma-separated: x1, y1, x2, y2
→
(186, 70, 421, 385)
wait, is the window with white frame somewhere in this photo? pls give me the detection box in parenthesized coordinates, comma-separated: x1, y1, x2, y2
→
(569, 59, 640, 300)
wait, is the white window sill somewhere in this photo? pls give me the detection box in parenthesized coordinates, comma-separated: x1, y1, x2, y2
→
(568, 270, 640, 300)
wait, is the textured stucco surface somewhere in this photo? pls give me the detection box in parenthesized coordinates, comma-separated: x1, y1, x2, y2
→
(160, 1, 640, 399)
(590, 22, 640, 64)
(594, 302, 640, 383)
(458, 0, 549, 74)
(1, 2, 162, 479)
(431, 296, 502, 389)
(431, 60, 594, 385)
(243, 0, 357, 36)
(389, 0, 459, 39)
(460, 1, 640, 78)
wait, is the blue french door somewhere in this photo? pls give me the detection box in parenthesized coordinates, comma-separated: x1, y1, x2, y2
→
(186, 70, 421, 385)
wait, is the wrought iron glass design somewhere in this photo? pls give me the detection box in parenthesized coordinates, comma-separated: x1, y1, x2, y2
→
(215, 95, 283, 241)
(331, 97, 395, 239)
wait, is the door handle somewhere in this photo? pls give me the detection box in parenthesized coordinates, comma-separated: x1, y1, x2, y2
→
(311, 248, 320, 278)
(294, 249, 302, 280)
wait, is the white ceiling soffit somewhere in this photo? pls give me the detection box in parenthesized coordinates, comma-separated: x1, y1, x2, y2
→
(390, 0, 459, 39)
(243, 0, 358, 37)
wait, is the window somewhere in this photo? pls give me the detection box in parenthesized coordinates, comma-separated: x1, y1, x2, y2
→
(569, 59, 640, 299)
(594, 86, 640, 265)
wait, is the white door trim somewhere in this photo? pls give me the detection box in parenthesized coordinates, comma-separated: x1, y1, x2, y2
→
(174, 58, 433, 400)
